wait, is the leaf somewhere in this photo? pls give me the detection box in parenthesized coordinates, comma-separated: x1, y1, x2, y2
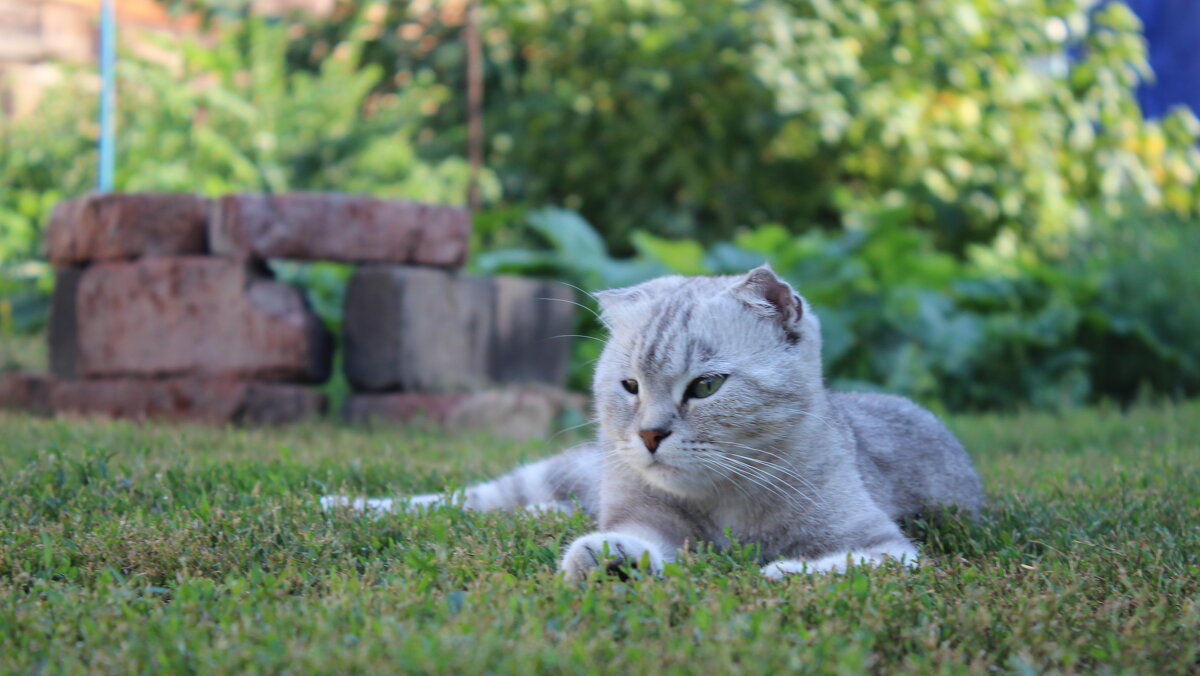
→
(630, 231, 709, 276)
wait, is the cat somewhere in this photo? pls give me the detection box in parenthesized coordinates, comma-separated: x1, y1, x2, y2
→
(322, 265, 984, 579)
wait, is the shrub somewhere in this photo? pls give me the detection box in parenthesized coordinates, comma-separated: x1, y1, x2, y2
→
(475, 205, 1199, 411)
(287, 0, 1200, 253)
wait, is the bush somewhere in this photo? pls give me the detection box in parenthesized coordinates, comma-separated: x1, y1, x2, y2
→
(476, 205, 1199, 411)
(287, 0, 1200, 254)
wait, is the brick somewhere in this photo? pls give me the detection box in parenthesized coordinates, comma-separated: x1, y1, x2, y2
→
(489, 275, 575, 385)
(343, 388, 586, 440)
(45, 193, 209, 266)
(343, 266, 491, 392)
(0, 372, 53, 415)
(76, 257, 332, 382)
(48, 266, 84, 379)
(49, 378, 327, 425)
(210, 193, 470, 266)
(342, 267, 575, 393)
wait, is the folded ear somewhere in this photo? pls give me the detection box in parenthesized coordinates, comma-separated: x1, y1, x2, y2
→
(594, 285, 644, 310)
(594, 284, 648, 327)
(732, 265, 805, 342)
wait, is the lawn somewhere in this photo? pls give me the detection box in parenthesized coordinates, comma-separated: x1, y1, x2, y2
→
(1, 401, 1197, 674)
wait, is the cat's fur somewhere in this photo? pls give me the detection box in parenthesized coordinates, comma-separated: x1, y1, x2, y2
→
(323, 266, 984, 579)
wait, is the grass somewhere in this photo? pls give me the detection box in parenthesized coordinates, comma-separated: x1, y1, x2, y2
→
(1, 401, 1198, 674)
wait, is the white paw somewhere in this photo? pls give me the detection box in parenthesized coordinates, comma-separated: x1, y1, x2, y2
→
(761, 543, 919, 579)
(559, 532, 666, 580)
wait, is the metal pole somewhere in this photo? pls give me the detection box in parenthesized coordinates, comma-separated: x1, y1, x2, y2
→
(98, 0, 116, 192)
(465, 0, 483, 210)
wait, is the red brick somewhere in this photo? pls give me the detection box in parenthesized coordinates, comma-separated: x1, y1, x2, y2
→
(210, 193, 469, 266)
(45, 193, 209, 265)
(76, 257, 332, 382)
(49, 378, 327, 425)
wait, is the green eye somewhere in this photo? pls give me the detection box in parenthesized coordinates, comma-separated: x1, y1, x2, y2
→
(687, 374, 727, 400)
(621, 379, 639, 394)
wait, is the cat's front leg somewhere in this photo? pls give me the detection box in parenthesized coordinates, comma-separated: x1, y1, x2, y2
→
(559, 527, 675, 580)
(760, 538, 919, 579)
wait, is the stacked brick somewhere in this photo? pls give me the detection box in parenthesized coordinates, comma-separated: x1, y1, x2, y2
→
(1, 191, 578, 435)
(28, 193, 335, 424)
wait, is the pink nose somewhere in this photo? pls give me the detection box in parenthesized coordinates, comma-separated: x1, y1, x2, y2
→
(638, 428, 672, 454)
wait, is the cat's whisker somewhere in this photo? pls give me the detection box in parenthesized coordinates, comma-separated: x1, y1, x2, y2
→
(717, 455, 825, 511)
(692, 447, 824, 512)
(538, 295, 601, 319)
(692, 456, 759, 505)
(550, 334, 607, 344)
(705, 440, 828, 503)
(550, 418, 598, 439)
(692, 451, 806, 510)
(550, 280, 600, 303)
(708, 450, 828, 511)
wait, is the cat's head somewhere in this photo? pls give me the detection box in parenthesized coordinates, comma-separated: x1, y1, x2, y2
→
(592, 265, 824, 498)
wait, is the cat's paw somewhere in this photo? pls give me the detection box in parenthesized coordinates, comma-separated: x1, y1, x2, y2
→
(560, 532, 666, 580)
(761, 542, 919, 579)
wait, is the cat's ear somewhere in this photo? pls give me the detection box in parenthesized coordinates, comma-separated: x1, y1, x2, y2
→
(732, 264, 805, 342)
(594, 285, 646, 324)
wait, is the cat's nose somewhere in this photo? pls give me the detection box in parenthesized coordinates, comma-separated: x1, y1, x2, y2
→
(638, 428, 672, 454)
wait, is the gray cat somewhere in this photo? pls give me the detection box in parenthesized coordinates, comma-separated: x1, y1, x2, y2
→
(323, 266, 984, 579)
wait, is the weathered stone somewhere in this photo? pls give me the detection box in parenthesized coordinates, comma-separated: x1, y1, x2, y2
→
(343, 266, 491, 392)
(48, 266, 84, 379)
(0, 372, 53, 415)
(211, 193, 470, 266)
(76, 257, 333, 382)
(489, 275, 575, 385)
(343, 267, 575, 392)
(343, 387, 586, 439)
(49, 378, 327, 425)
(45, 193, 209, 265)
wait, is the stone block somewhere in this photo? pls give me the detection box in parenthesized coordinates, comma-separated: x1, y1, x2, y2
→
(45, 193, 209, 266)
(343, 266, 491, 392)
(489, 275, 575, 385)
(211, 193, 470, 266)
(0, 372, 53, 415)
(343, 267, 575, 392)
(49, 378, 327, 425)
(49, 266, 84, 379)
(76, 257, 332, 382)
(343, 388, 586, 440)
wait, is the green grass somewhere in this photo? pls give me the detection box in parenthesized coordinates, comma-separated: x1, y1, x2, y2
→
(1, 402, 1198, 674)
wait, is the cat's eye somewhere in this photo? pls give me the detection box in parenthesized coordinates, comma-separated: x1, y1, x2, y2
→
(686, 374, 727, 400)
(621, 379, 639, 394)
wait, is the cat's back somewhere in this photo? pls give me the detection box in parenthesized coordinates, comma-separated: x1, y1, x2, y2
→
(831, 391, 984, 518)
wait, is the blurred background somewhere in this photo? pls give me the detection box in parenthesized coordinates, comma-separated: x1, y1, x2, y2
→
(1, 0, 1197, 413)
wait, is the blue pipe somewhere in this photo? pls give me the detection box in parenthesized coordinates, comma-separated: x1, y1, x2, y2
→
(98, 0, 116, 192)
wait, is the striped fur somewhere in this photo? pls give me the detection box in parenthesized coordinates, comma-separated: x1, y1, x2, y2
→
(324, 265, 984, 579)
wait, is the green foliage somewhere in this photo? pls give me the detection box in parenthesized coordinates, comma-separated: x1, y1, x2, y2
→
(477, 206, 1199, 411)
(1, 402, 1199, 672)
(289, 0, 1200, 253)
